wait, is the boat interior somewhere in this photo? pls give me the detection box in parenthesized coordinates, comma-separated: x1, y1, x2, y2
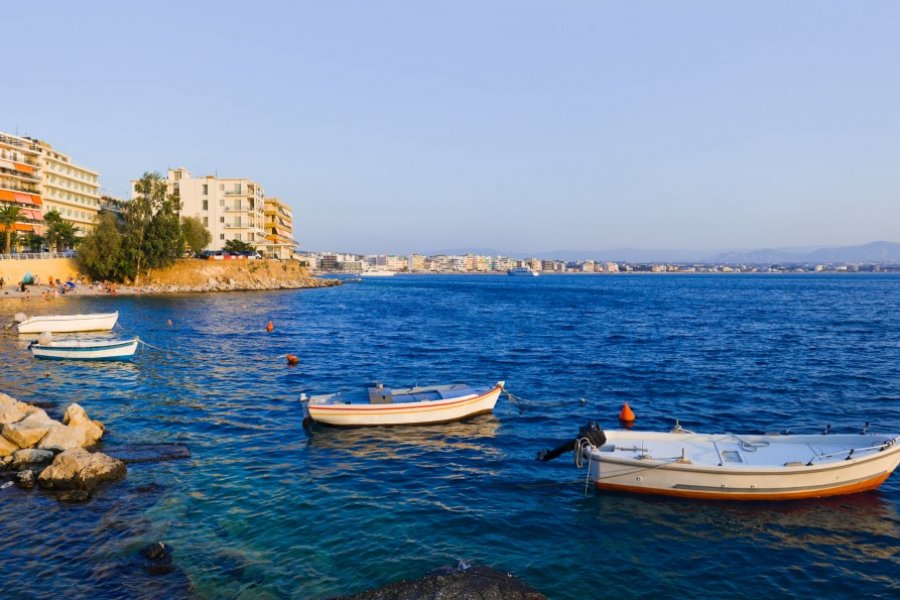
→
(316, 383, 482, 405)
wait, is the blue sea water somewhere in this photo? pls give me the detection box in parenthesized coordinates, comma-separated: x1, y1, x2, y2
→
(1, 274, 899, 599)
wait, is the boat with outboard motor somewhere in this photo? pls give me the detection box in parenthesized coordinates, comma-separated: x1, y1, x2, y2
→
(538, 421, 900, 500)
(302, 381, 504, 427)
(15, 311, 119, 334)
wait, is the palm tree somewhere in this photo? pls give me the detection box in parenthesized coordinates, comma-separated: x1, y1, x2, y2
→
(46, 219, 79, 253)
(0, 204, 22, 254)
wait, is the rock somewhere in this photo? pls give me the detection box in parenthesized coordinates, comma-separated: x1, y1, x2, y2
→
(11, 448, 54, 470)
(14, 469, 35, 490)
(103, 444, 191, 464)
(0, 393, 31, 426)
(336, 563, 547, 600)
(0, 435, 19, 458)
(57, 489, 90, 502)
(2, 410, 55, 449)
(62, 403, 104, 445)
(37, 424, 88, 452)
(140, 542, 174, 575)
(38, 448, 126, 491)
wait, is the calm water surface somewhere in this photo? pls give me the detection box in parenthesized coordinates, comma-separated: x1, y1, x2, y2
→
(1, 274, 899, 599)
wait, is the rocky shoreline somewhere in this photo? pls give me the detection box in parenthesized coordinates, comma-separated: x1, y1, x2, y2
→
(1, 393, 126, 501)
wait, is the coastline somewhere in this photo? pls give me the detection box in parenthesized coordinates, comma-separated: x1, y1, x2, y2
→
(0, 259, 341, 301)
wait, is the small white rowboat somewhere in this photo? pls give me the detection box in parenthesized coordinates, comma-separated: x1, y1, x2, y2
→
(542, 423, 900, 501)
(30, 337, 139, 361)
(302, 381, 504, 427)
(17, 311, 119, 334)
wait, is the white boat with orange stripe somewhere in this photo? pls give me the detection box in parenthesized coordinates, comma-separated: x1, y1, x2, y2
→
(301, 381, 504, 427)
(540, 422, 900, 501)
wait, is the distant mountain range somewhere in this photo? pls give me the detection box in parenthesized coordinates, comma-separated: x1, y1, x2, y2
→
(424, 241, 900, 264)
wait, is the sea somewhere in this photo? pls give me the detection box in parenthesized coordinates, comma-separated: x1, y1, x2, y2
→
(1, 274, 898, 599)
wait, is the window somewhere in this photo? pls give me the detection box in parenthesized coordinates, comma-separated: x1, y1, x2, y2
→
(203, 217, 208, 226)
(202, 200, 208, 210)
(235, 233, 241, 241)
(220, 216, 224, 223)
(220, 234, 224, 240)
(202, 184, 208, 195)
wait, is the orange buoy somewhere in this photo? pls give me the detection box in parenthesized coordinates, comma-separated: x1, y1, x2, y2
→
(618, 402, 635, 425)
(286, 354, 300, 365)
(266, 320, 274, 332)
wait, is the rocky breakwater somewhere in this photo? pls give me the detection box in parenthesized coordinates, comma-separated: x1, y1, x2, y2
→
(137, 259, 341, 295)
(0, 393, 125, 501)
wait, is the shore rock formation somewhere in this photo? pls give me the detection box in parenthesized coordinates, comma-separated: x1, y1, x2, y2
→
(0, 394, 125, 499)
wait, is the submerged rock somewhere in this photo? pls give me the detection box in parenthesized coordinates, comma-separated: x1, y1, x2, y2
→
(14, 469, 35, 490)
(103, 444, 191, 464)
(336, 563, 547, 600)
(38, 448, 126, 492)
(140, 542, 174, 576)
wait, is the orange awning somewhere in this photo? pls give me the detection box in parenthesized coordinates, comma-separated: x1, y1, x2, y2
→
(0, 223, 34, 233)
(13, 162, 34, 174)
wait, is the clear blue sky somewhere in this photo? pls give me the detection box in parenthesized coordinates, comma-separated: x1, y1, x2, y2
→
(5, 1, 899, 254)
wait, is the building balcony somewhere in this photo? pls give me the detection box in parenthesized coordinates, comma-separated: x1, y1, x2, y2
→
(0, 181, 41, 196)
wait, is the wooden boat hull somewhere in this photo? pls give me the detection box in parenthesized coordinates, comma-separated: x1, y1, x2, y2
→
(584, 431, 900, 501)
(31, 338, 138, 361)
(306, 385, 502, 427)
(18, 312, 119, 334)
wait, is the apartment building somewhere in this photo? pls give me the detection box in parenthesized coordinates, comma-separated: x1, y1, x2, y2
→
(0, 133, 44, 248)
(146, 168, 268, 252)
(36, 140, 101, 235)
(263, 197, 297, 259)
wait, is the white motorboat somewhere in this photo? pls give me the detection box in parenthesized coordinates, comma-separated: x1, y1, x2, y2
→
(360, 270, 397, 277)
(16, 311, 119, 334)
(507, 267, 539, 277)
(302, 381, 504, 427)
(540, 422, 900, 501)
(29, 337, 139, 361)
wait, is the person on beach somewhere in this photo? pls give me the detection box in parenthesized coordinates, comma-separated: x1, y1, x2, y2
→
(0, 276, 4, 289)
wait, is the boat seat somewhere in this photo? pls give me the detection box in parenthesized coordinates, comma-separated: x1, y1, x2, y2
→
(368, 387, 393, 404)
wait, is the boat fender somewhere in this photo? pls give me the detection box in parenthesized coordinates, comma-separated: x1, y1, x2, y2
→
(14, 313, 27, 323)
(286, 354, 300, 365)
(37, 331, 53, 346)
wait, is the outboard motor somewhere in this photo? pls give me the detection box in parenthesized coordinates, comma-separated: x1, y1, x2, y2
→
(537, 421, 607, 462)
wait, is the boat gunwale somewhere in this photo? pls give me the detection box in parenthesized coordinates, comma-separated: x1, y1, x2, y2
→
(19, 311, 119, 325)
(308, 384, 501, 412)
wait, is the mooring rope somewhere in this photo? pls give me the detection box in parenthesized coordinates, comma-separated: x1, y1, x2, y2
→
(504, 390, 587, 414)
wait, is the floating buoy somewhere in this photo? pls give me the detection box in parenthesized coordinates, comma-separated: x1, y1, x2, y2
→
(618, 402, 635, 426)
(286, 354, 299, 365)
(266, 320, 274, 332)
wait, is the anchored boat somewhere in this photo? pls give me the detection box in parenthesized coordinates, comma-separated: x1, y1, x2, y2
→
(16, 311, 119, 334)
(29, 337, 139, 361)
(302, 381, 504, 427)
(539, 422, 900, 501)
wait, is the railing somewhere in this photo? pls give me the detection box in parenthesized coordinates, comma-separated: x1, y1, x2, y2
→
(0, 182, 41, 196)
(0, 166, 40, 182)
(0, 251, 77, 260)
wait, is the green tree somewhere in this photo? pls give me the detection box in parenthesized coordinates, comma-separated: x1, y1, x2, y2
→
(181, 216, 212, 255)
(24, 232, 44, 252)
(125, 172, 182, 283)
(43, 210, 79, 252)
(0, 204, 22, 254)
(223, 238, 256, 253)
(76, 212, 123, 280)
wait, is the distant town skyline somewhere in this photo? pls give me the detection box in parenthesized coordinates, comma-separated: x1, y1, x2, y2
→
(5, 1, 900, 253)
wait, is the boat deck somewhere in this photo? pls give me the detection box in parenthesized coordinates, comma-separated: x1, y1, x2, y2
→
(597, 431, 897, 468)
(312, 384, 486, 406)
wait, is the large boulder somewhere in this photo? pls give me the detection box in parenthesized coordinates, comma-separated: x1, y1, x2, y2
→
(10, 448, 54, 470)
(38, 448, 126, 492)
(0, 435, 18, 458)
(62, 403, 104, 446)
(2, 410, 55, 449)
(0, 393, 32, 426)
(39, 424, 91, 452)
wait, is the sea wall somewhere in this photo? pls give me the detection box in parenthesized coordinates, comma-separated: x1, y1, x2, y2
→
(0, 258, 79, 286)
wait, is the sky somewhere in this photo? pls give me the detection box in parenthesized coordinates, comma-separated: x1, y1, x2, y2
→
(4, 1, 900, 254)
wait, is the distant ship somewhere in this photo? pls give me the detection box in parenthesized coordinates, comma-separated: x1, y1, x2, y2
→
(360, 270, 397, 277)
(507, 267, 539, 277)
